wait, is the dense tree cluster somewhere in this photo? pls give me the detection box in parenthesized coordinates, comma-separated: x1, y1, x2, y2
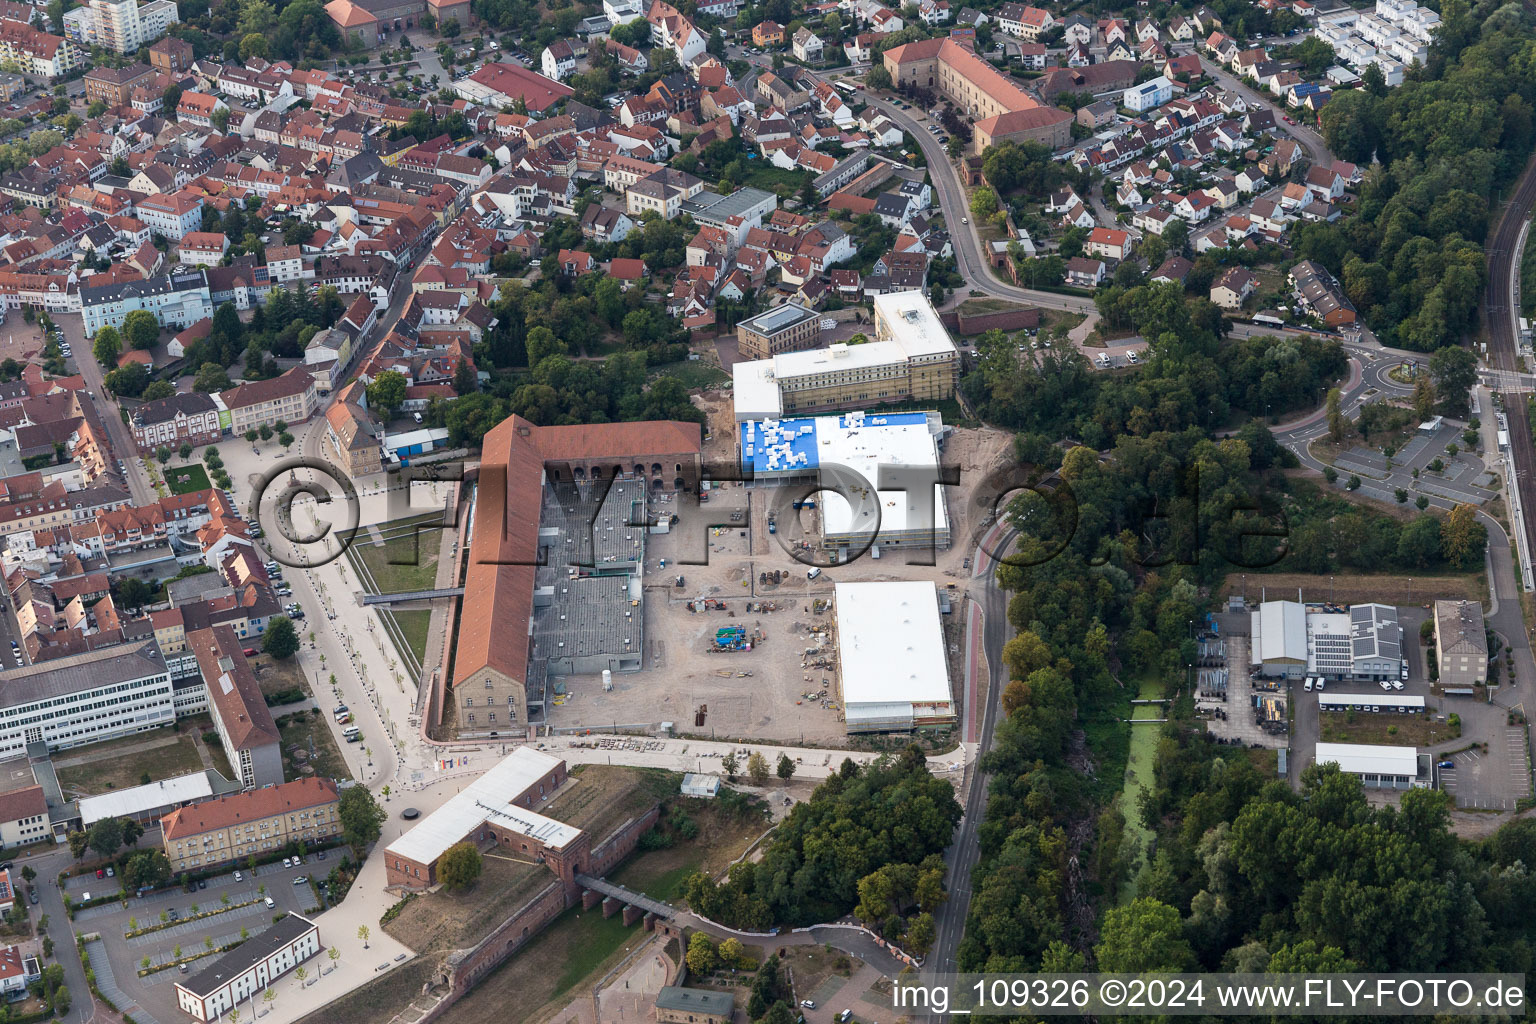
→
(179, 291, 343, 384)
(1311, 0, 1536, 349)
(1130, 736, 1536, 976)
(963, 282, 1331, 444)
(684, 749, 960, 930)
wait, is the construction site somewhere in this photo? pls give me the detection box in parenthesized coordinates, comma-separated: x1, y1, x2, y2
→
(530, 417, 1013, 745)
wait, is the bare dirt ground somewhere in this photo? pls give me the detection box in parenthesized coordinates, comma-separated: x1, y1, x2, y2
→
(543, 421, 1017, 745)
(0, 320, 49, 365)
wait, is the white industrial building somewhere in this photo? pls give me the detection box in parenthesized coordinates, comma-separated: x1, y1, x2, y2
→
(740, 411, 951, 554)
(1250, 600, 1308, 679)
(1314, 742, 1424, 788)
(1251, 600, 1405, 681)
(835, 581, 955, 733)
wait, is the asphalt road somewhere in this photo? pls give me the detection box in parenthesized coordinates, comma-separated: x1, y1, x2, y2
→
(28, 844, 94, 1024)
(1195, 55, 1331, 166)
(926, 518, 1014, 995)
(855, 94, 1098, 316)
(59, 314, 155, 507)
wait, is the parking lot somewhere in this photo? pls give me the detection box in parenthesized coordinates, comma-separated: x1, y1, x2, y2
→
(1438, 712, 1532, 810)
(71, 857, 333, 1024)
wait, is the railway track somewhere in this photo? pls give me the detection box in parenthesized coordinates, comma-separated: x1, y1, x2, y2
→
(1484, 16, 1536, 585)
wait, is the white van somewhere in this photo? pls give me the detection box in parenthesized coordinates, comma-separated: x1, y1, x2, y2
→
(1315, 678, 1325, 691)
(806, 567, 822, 580)
(1304, 677, 1313, 692)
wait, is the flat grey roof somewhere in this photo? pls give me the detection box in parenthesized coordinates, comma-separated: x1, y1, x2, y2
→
(743, 302, 816, 335)
(532, 479, 645, 673)
(656, 986, 735, 1015)
(680, 185, 775, 224)
(0, 639, 166, 709)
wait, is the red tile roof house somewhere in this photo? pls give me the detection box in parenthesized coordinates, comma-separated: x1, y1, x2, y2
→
(176, 91, 227, 128)
(1086, 226, 1131, 260)
(178, 231, 228, 266)
(555, 249, 594, 276)
(608, 257, 647, 288)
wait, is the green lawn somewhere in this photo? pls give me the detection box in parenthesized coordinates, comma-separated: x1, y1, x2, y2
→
(743, 163, 809, 193)
(391, 609, 431, 665)
(353, 527, 442, 594)
(609, 857, 703, 904)
(165, 464, 211, 495)
(1117, 676, 1164, 905)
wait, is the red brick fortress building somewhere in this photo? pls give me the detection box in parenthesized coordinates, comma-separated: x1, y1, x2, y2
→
(448, 415, 701, 737)
(882, 37, 1073, 150)
(383, 746, 583, 890)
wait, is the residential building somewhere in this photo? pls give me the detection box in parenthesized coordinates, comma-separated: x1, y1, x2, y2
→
(177, 231, 228, 266)
(130, 392, 221, 453)
(751, 19, 783, 46)
(625, 167, 704, 219)
(1124, 75, 1173, 112)
(135, 191, 205, 241)
(160, 777, 341, 872)
(736, 302, 821, 359)
(187, 625, 282, 789)
(1065, 256, 1105, 287)
(0, 945, 37, 996)
(83, 62, 157, 107)
(81, 270, 213, 335)
(1210, 266, 1256, 308)
(175, 915, 320, 1022)
(1086, 227, 1130, 261)
(792, 26, 824, 61)
(1433, 599, 1487, 689)
(63, 0, 179, 53)
(216, 368, 318, 435)
(0, 18, 84, 77)
(1290, 258, 1357, 325)
(148, 34, 191, 71)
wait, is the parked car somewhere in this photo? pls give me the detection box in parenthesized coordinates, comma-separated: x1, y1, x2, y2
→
(1438, 760, 1456, 769)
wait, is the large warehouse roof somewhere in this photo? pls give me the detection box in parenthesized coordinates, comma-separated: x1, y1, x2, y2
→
(1315, 742, 1419, 777)
(1318, 693, 1424, 711)
(1252, 600, 1307, 664)
(385, 747, 580, 866)
(835, 581, 950, 707)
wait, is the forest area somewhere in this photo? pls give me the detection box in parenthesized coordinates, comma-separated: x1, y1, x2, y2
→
(954, 0, 1536, 989)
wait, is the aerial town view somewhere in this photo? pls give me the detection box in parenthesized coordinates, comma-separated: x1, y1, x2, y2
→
(0, 0, 1515, 1020)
